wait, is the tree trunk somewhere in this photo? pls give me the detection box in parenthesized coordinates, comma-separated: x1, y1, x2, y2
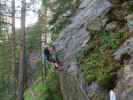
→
(44, 9, 48, 44)
(10, 0, 16, 99)
(18, 0, 26, 100)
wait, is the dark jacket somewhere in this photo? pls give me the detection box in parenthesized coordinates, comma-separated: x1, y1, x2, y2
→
(44, 48, 50, 61)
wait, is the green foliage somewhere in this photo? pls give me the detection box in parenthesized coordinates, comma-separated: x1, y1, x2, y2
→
(50, 17, 70, 40)
(27, 23, 42, 50)
(0, 37, 11, 99)
(43, 71, 62, 100)
(128, 3, 133, 12)
(42, 0, 48, 7)
(25, 68, 63, 100)
(42, 0, 80, 40)
(98, 32, 124, 49)
(0, 15, 11, 99)
(79, 32, 126, 90)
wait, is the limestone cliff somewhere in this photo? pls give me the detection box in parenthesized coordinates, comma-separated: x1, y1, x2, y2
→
(53, 0, 133, 100)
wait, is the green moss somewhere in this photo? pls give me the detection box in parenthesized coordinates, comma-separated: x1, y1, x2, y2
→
(128, 3, 133, 12)
(79, 32, 127, 90)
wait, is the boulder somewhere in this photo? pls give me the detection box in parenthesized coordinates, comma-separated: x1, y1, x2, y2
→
(87, 82, 108, 100)
(113, 37, 133, 64)
(126, 13, 133, 32)
(115, 64, 133, 100)
(87, 17, 108, 32)
(105, 21, 118, 32)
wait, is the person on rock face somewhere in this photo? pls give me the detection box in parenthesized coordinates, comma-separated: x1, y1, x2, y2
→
(44, 45, 60, 69)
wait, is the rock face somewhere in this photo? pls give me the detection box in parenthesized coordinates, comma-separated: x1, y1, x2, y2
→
(114, 64, 133, 100)
(113, 38, 133, 100)
(126, 13, 133, 32)
(59, 62, 87, 100)
(54, 0, 133, 100)
(54, 0, 111, 58)
(113, 38, 133, 63)
(87, 82, 108, 100)
(54, 0, 111, 100)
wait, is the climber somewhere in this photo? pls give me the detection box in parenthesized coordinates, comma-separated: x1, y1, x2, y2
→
(44, 45, 60, 69)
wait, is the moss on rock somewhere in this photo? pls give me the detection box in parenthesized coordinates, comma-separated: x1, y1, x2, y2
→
(79, 32, 128, 90)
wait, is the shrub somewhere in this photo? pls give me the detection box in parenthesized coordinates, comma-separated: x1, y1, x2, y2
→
(79, 32, 125, 90)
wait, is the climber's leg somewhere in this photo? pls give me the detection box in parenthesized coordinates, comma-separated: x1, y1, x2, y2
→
(54, 63, 59, 69)
(51, 62, 59, 69)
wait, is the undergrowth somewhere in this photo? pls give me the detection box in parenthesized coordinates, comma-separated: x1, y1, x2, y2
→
(24, 67, 63, 100)
(78, 32, 128, 90)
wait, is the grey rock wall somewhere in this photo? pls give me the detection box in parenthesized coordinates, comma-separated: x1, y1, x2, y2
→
(114, 38, 133, 100)
(54, 0, 111, 100)
(53, 0, 133, 100)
